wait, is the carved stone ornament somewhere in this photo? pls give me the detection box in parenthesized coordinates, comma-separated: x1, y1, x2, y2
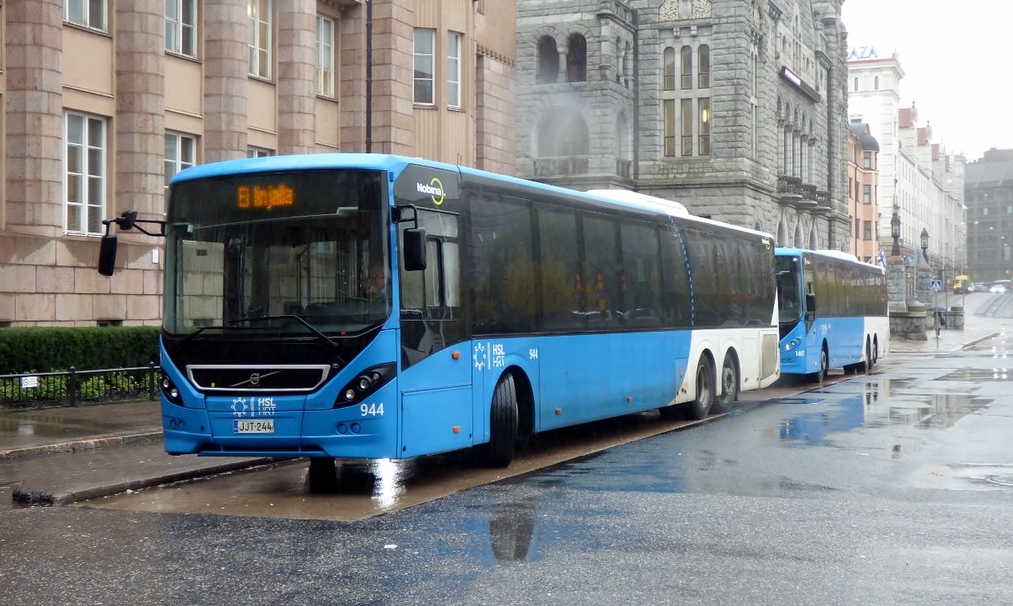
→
(693, 0, 712, 19)
(659, 0, 679, 21)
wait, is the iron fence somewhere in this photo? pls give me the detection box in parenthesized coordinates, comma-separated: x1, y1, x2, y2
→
(0, 364, 160, 410)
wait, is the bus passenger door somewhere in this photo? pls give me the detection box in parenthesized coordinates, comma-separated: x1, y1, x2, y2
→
(398, 209, 473, 457)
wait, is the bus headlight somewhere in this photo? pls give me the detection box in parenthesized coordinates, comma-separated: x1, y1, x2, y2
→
(160, 371, 183, 405)
(334, 362, 395, 409)
(783, 337, 802, 351)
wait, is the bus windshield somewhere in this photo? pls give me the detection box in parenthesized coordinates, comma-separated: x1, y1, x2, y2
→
(775, 256, 803, 325)
(163, 169, 389, 336)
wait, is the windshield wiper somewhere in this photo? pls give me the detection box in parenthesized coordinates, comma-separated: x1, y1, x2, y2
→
(229, 315, 346, 361)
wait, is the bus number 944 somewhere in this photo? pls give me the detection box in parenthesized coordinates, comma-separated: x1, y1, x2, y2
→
(360, 403, 384, 417)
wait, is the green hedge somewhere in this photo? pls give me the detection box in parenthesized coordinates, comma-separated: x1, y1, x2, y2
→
(0, 327, 160, 374)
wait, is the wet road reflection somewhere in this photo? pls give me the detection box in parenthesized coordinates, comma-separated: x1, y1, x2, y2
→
(81, 411, 708, 521)
(77, 311, 1013, 522)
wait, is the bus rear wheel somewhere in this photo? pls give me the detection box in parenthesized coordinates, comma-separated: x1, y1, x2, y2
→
(711, 355, 738, 415)
(858, 340, 872, 372)
(480, 374, 519, 468)
(685, 357, 714, 420)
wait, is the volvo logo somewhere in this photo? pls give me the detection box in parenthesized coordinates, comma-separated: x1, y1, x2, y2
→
(230, 370, 280, 388)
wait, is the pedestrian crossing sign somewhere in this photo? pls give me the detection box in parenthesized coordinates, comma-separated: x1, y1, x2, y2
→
(931, 279, 942, 292)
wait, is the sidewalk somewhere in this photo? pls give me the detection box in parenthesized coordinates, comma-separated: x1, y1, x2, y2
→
(0, 401, 268, 507)
(2, 295, 1010, 509)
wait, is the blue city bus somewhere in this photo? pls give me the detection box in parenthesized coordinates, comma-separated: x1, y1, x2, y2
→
(98, 154, 780, 487)
(775, 247, 889, 382)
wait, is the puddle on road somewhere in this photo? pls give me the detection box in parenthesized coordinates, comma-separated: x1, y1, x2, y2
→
(778, 380, 990, 445)
(938, 367, 1013, 381)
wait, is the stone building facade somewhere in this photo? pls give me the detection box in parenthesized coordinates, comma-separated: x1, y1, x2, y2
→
(0, 0, 516, 327)
(515, 0, 851, 248)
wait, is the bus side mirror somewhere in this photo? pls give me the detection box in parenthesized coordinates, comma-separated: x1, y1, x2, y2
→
(98, 235, 119, 276)
(403, 228, 427, 271)
(805, 292, 816, 313)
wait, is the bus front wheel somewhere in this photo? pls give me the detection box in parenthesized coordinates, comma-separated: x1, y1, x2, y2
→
(812, 347, 828, 383)
(307, 457, 338, 493)
(480, 374, 519, 468)
(711, 355, 738, 415)
(685, 357, 715, 420)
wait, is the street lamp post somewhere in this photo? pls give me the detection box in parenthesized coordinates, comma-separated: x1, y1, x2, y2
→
(920, 228, 929, 265)
(891, 211, 901, 256)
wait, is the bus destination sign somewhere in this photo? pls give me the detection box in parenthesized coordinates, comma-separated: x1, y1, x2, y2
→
(237, 184, 295, 211)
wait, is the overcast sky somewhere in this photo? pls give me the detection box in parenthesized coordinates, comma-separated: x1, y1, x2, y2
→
(841, 0, 1013, 161)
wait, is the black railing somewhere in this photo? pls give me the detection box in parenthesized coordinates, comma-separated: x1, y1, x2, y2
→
(0, 364, 160, 409)
(777, 175, 803, 196)
(533, 156, 590, 177)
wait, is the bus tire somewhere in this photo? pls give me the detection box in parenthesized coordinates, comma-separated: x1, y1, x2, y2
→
(307, 457, 338, 493)
(812, 346, 828, 383)
(481, 374, 519, 468)
(685, 357, 715, 420)
(859, 339, 872, 372)
(712, 355, 738, 414)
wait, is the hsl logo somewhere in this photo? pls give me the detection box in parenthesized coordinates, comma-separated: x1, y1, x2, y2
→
(417, 178, 445, 206)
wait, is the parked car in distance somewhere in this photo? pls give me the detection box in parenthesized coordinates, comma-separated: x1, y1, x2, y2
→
(989, 281, 1011, 294)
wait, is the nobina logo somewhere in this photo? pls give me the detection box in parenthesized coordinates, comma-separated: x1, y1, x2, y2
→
(417, 177, 445, 206)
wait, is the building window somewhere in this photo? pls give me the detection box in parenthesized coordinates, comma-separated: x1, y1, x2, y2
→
(65, 0, 107, 31)
(566, 34, 586, 82)
(248, 0, 272, 79)
(317, 15, 335, 97)
(164, 132, 196, 194)
(863, 151, 872, 169)
(248, 147, 274, 158)
(536, 36, 559, 84)
(698, 45, 710, 88)
(862, 184, 872, 203)
(165, 0, 197, 57)
(853, 77, 858, 92)
(863, 221, 873, 241)
(447, 31, 462, 108)
(855, 218, 860, 239)
(414, 28, 435, 104)
(664, 99, 676, 156)
(64, 112, 107, 236)
(680, 46, 692, 89)
(663, 47, 675, 90)
(698, 98, 711, 156)
(680, 98, 692, 156)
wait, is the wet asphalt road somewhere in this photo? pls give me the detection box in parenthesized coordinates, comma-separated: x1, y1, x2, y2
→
(4, 311, 1013, 604)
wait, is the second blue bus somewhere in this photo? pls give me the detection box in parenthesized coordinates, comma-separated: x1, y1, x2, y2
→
(775, 248, 889, 382)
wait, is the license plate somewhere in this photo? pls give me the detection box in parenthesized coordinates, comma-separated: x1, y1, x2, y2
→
(233, 419, 275, 434)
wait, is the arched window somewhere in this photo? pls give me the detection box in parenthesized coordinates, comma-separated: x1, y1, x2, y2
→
(536, 36, 559, 84)
(698, 45, 710, 88)
(853, 77, 859, 91)
(680, 45, 692, 89)
(566, 34, 587, 82)
(873, 76, 879, 91)
(663, 47, 675, 90)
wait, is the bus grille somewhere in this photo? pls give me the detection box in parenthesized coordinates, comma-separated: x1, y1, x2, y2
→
(187, 364, 331, 392)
